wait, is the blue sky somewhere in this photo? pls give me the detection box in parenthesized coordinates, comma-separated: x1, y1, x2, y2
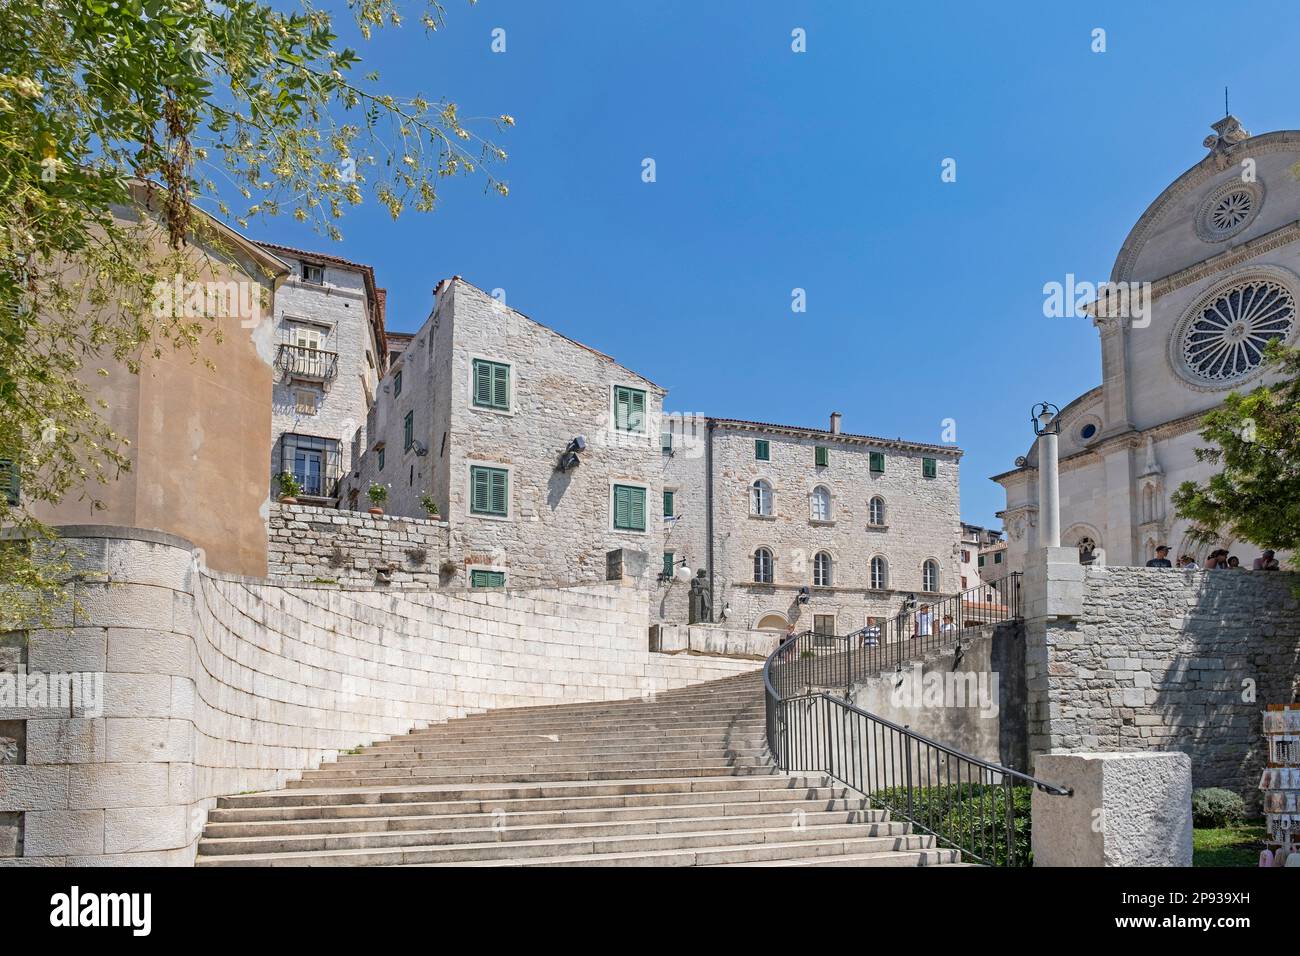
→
(249, 0, 1300, 527)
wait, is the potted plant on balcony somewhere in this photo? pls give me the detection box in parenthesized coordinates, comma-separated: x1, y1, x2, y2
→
(418, 491, 439, 519)
(366, 481, 389, 516)
(276, 471, 302, 505)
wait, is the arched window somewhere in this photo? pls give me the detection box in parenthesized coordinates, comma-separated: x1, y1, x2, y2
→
(922, 559, 939, 593)
(813, 551, 833, 587)
(753, 547, 774, 584)
(751, 479, 773, 516)
(870, 556, 888, 590)
(810, 485, 831, 521)
(868, 496, 886, 526)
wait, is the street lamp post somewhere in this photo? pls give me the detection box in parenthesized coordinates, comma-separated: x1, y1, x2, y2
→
(1032, 402, 1062, 550)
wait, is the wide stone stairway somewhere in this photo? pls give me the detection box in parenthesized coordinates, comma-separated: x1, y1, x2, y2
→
(195, 670, 959, 866)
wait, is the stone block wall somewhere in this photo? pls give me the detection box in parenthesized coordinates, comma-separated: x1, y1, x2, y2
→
(1027, 562, 1300, 803)
(267, 502, 448, 586)
(0, 527, 758, 865)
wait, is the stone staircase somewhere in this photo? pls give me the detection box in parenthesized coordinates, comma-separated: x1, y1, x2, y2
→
(195, 670, 960, 866)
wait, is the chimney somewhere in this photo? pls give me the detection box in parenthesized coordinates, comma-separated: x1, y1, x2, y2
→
(830, 412, 842, 435)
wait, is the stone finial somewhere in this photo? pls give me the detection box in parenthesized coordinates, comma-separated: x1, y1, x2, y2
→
(1204, 114, 1251, 151)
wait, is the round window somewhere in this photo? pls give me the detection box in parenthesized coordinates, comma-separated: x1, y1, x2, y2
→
(1079, 423, 1097, 440)
(1195, 181, 1263, 242)
(1175, 277, 1295, 385)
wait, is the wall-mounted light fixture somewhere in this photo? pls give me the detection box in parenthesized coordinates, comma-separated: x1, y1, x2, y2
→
(557, 435, 587, 472)
(658, 556, 694, 584)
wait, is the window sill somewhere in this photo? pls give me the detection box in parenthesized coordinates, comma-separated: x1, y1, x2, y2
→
(749, 513, 776, 521)
(866, 524, 889, 532)
(809, 519, 835, 528)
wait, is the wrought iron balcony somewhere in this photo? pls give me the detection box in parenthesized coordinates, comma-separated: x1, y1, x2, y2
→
(276, 344, 338, 382)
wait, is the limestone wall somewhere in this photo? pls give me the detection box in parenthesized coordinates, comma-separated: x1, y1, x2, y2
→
(267, 502, 448, 586)
(1028, 563, 1300, 803)
(0, 528, 757, 865)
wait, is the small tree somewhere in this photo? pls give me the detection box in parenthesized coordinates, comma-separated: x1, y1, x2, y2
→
(1171, 341, 1300, 576)
(366, 482, 389, 507)
(275, 471, 302, 499)
(418, 491, 438, 517)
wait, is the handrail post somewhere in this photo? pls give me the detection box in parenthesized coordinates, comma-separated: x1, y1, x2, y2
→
(904, 732, 913, 818)
(1003, 774, 1015, 865)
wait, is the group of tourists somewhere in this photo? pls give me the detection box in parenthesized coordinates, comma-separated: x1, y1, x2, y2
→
(1145, 544, 1281, 571)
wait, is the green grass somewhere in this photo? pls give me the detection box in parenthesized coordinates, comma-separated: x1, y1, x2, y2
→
(1193, 824, 1266, 867)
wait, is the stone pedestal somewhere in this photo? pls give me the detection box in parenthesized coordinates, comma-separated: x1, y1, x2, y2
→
(1031, 752, 1192, 866)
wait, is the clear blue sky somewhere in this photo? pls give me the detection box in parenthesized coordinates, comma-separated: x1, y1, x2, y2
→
(249, 0, 1300, 527)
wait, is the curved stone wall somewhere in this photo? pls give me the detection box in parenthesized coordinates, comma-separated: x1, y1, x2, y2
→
(0, 527, 757, 865)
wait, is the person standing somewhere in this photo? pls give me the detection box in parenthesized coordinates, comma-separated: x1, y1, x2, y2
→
(1146, 545, 1172, 568)
(1254, 550, 1281, 571)
(914, 604, 933, 640)
(861, 616, 880, 648)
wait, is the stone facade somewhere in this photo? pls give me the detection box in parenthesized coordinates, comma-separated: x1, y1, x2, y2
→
(996, 118, 1300, 573)
(1024, 555, 1300, 803)
(266, 502, 447, 586)
(659, 415, 962, 632)
(264, 244, 384, 503)
(0, 528, 757, 865)
(343, 278, 666, 590)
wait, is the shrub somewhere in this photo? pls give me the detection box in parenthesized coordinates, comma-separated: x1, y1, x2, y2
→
(366, 482, 389, 506)
(874, 782, 1034, 866)
(1191, 788, 1245, 828)
(275, 471, 302, 498)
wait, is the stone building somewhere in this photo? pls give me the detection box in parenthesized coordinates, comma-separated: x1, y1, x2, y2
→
(261, 243, 387, 504)
(657, 412, 963, 633)
(958, 522, 1003, 590)
(342, 277, 666, 589)
(995, 116, 1300, 572)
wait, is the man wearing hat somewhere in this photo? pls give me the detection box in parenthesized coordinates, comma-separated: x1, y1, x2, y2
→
(1146, 545, 1172, 568)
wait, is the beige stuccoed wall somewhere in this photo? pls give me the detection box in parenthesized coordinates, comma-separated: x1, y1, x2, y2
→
(0, 528, 757, 866)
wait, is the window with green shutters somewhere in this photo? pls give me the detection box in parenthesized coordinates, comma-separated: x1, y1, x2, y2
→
(613, 386, 647, 433)
(661, 432, 673, 453)
(922, 457, 937, 478)
(869, 452, 885, 473)
(663, 489, 675, 517)
(612, 484, 647, 531)
(663, 552, 674, 578)
(978, 554, 986, 568)
(377, 447, 385, 471)
(0, 459, 18, 506)
(470, 569, 505, 588)
(755, 439, 770, 461)
(815, 445, 829, 467)
(472, 359, 510, 410)
(403, 410, 414, 450)
(393, 369, 402, 397)
(470, 466, 509, 516)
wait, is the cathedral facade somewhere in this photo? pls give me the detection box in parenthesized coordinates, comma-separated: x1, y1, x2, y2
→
(995, 116, 1299, 571)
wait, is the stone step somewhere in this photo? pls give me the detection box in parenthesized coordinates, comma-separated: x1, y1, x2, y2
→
(211, 781, 853, 820)
(710, 848, 962, 867)
(290, 764, 780, 788)
(200, 806, 893, 844)
(356, 737, 768, 758)
(207, 795, 877, 830)
(326, 749, 769, 771)
(400, 717, 767, 738)
(196, 826, 934, 867)
(364, 731, 767, 752)
(221, 774, 835, 808)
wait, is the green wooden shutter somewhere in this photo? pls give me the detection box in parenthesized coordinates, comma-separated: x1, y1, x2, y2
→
(870, 452, 885, 473)
(755, 439, 769, 461)
(471, 467, 490, 513)
(472, 569, 505, 587)
(629, 389, 645, 432)
(663, 552, 674, 578)
(663, 490, 674, 516)
(492, 362, 509, 409)
(815, 446, 829, 467)
(394, 370, 402, 397)
(473, 360, 493, 406)
(614, 387, 646, 432)
(489, 469, 507, 515)
(923, 457, 937, 478)
(661, 432, 673, 453)
(404, 411, 414, 449)
(613, 485, 646, 531)
(0, 459, 17, 506)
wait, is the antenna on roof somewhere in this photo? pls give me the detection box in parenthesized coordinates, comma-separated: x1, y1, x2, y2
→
(1225, 86, 1229, 117)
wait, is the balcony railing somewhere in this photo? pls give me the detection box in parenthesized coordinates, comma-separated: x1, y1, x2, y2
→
(276, 344, 338, 382)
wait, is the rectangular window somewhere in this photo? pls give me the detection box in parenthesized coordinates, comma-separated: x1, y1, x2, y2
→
(661, 432, 673, 453)
(961, 549, 971, 563)
(922, 457, 937, 479)
(294, 389, 318, 415)
(869, 452, 885, 473)
(472, 359, 511, 411)
(291, 323, 322, 350)
(403, 410, 414, 450)
(755, 439, 770, 461)
(978, 554, 985, 568)
(470, 569, 505, 588)
(612, 484, 647, 531)
(393, 370, 403, 397)
(814, 614, 836, 637)
(471, 466, 509, 517)
(0, 458, 18, 506)
(613, 386, 647, 433)
(814, 446, 829, 467)
(663, 489, 675, 517)
(301, 263, 324, 285)
(663, 552, 674, 578)
(995, 552, 1003, 564)
(377, 447, 385, 471)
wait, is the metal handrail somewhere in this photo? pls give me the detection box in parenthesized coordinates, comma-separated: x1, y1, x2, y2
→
(761, 571, 1071, 866)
